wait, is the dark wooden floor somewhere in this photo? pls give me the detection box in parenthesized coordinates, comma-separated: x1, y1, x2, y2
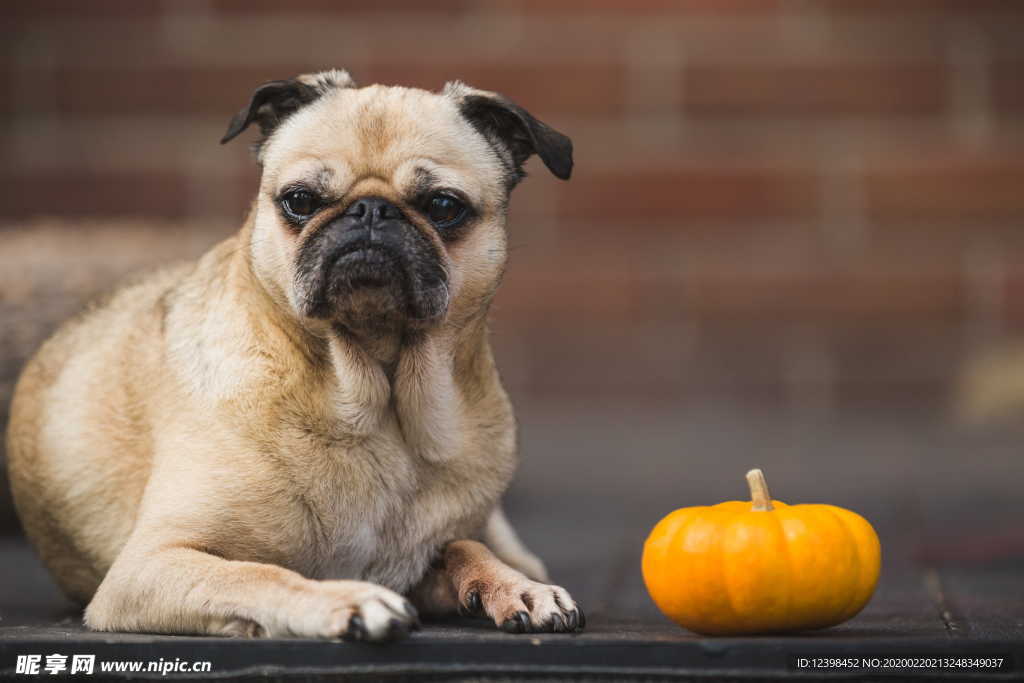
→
(2, 400, 1022, 680)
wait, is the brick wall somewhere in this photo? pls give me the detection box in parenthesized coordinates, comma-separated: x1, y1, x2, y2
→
(3, 0, 1024, 415)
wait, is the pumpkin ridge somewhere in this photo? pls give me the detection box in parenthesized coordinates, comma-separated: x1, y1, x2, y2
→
(663, 508, 702, 624)
(643, 508, 700, 626)
(718, 512, 746, 630)
(831, 507, 880, 626)
(822, 505, 863, 626)
(771, 509, 796, 631)
(692, 508, 731, 630)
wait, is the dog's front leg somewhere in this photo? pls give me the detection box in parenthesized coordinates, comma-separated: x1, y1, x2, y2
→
(85, 545, 419, 641)
(412, 540, 584, 633)
(483, 507, 549, 582)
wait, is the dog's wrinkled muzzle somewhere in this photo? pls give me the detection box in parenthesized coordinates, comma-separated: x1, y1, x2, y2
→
(294, 196, 448, 322)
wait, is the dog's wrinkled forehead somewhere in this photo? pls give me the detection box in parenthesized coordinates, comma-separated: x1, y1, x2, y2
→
(262, 84, 505, 200)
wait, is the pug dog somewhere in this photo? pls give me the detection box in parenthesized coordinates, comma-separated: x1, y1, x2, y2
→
(5, 69, 582, 641)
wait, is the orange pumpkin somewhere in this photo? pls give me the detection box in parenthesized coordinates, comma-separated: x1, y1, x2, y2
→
(642, 468, 880, 635)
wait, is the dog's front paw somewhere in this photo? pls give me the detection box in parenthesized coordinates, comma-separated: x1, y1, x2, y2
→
(458, 574, 584, 634)
(293, 580, 420, 642)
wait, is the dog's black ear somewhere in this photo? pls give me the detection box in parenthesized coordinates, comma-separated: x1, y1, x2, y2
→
(449, 83, 573, 183)
(220, 80, 318, 144)
(221, 70, 356, 145)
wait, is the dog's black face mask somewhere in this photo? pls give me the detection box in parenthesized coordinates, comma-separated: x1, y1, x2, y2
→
(293, 196, 449, 330)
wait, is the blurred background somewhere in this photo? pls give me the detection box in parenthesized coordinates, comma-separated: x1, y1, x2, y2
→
(1, 0, 1022, 609)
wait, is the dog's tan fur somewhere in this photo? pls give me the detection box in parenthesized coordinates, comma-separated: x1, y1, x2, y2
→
(6, 70, 578, 640)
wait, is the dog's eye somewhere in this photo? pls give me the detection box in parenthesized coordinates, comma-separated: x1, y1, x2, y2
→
(426, 194, 467, 229)
(281, 189, 320, 219)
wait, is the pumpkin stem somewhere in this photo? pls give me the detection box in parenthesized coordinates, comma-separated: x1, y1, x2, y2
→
(746, 468, 774, 511)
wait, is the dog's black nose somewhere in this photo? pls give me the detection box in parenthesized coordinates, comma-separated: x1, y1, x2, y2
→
(343, 197, 403, 223)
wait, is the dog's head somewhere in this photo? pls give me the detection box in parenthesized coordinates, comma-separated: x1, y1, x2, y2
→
(222, 69, 572, 337)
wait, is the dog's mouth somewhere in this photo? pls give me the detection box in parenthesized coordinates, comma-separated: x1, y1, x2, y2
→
(333, 245, 406, 288)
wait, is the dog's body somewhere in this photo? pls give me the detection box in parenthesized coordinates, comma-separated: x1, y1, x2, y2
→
(6, 70, 580, 640)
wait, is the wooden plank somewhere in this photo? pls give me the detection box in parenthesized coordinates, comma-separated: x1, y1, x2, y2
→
(938, 568, 1024, 641)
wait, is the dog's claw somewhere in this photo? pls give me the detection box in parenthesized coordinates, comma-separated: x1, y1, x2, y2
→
(344, 614, 367, 641)
(402, 599, 420, 622)
(565, 610, 578, 631)
(501, 611, 530, 633)
(549, 613, 565, 632)
(460, 589, 482, 617)
(577, 608, 586, 630)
